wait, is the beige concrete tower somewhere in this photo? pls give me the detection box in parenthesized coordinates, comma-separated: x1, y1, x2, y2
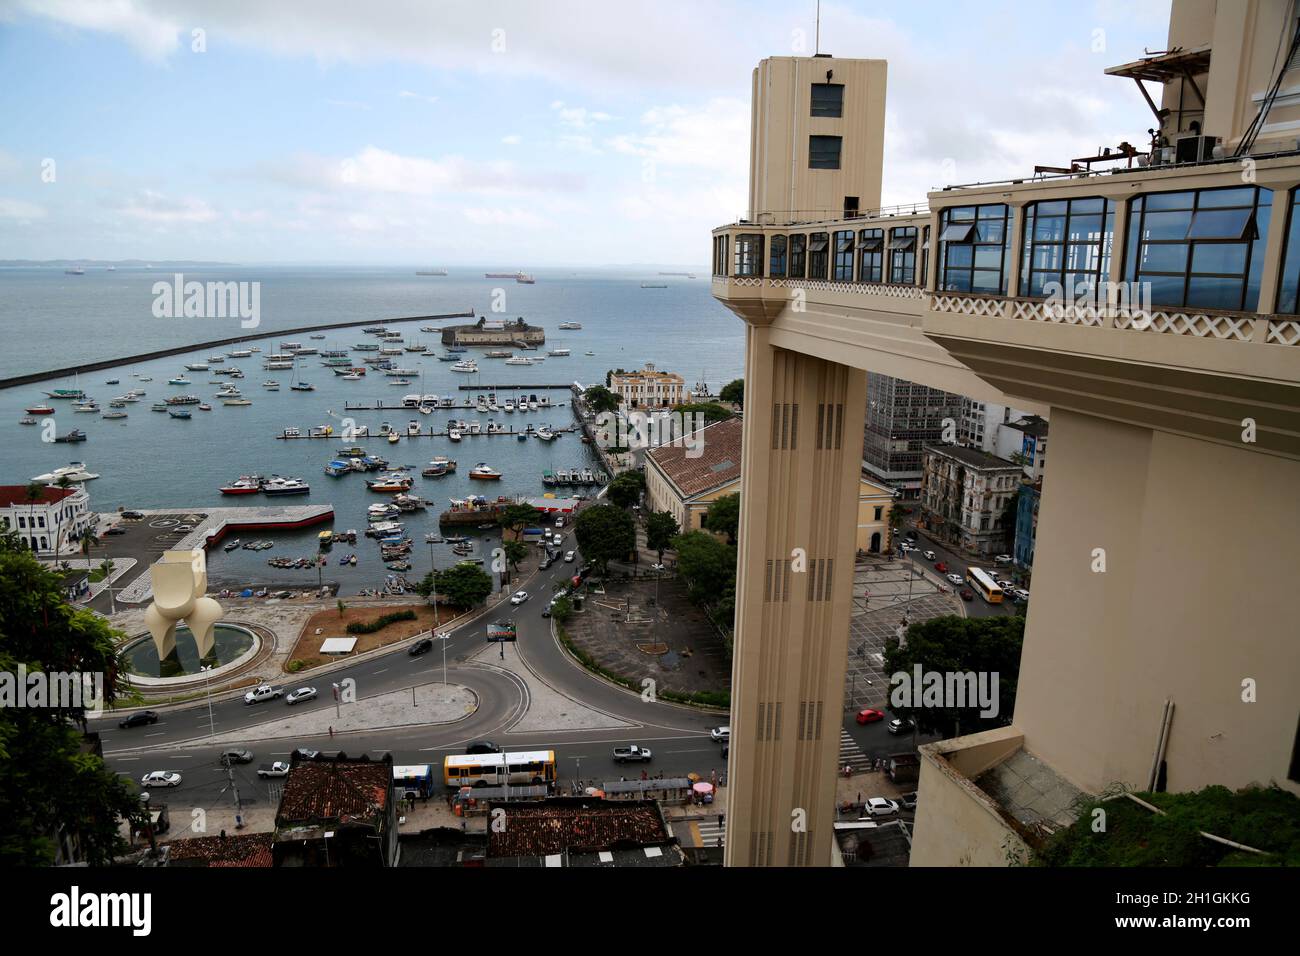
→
(749, 55, 887, 223)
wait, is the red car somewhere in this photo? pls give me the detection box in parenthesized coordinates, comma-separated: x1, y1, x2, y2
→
(960, 588, 974, 602)
(934, 561, 948, 573)
(856, 708, 885, 725)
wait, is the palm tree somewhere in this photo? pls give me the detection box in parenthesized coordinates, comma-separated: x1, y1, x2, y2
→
(23, 481, 43, 552)
(50, 474, 74, 557)
(80, 530, 100, 577)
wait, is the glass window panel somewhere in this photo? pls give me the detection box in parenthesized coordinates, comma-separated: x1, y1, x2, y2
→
(1065, 243, 1101, 272)
(942, 272, 972, 292)
(1070, 197, 1105, 214)
(940, 222, 975, 243)
(888, 236, 915, 250)
(1186, 208, 1254, 241)
(1036, 201, 1068, 216)
(977, 204, 1008, 219)
(1190, 242, 1247, 275)
(1033, 216, 1067, 242)
(1139, 242, 1189, 272)
(1186, 275, 1243, 310)
(1032, 245, 1063, 271)
(971, 269, 1003, 292)
(1141, 210, 1193, 241)
(1142, 191, 1196, 211)
(947, 244, 973, 267)
(948, 206, 976, 221)
(1194, 187, 1257, 209)
(810, 83, 844, 117)
(1066, 214, 1104, 242)
(1143, 273, 1186, 306)
(974, 245, 1003, 269)
(859, 238, 883, 251)
(975, 221, 1004, 243)
(1026, 271, 1055, 296)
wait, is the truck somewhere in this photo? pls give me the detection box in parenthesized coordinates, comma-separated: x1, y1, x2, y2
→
(886, 753, 920, 785)
(243, 684, 285, 705)
(257, 761, 291, 778)
(613, 745, 653, 764)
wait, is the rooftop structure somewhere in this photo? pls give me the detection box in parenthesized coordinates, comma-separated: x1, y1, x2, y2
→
(273, 752, 398, 867)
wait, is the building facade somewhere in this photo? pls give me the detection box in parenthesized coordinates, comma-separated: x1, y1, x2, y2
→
(0, 484, 93, 554)
(711, 0, 1300, 868)
(441, 316, 544, 347)
(1014, 480, 1041, 573)
(994, 415, 1049, 481)
(960, 398, 1035, 454)
(919, 445, 1024, 556)
(610, 362, 686, 409)
(862, 373, 965, 493)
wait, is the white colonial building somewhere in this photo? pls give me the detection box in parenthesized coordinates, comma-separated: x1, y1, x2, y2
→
(0, 484, 94, 554)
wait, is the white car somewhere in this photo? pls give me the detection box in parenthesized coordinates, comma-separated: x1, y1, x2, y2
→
(947, 573, 964, 586)
(994, 554, 1013, 565)
(864, 797, 900, 817)
(710, 726, 730, 742)
(1012, 588, 1030, 603)
(564, 551, 576, 563)
(257, 761, 291, 778)
(554, 517, 565, 528)
(286, 686, 317, 705)
(923, 550, 936, 561)
(140, 771, 182, 789)
(510, 590, 529, 605)
(899, 542, 915, 552)
(997, 579, 1015, 591)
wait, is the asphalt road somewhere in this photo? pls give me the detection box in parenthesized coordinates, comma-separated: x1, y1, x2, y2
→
(892, 524, 1020, 620)
(92, 533, 723, 814)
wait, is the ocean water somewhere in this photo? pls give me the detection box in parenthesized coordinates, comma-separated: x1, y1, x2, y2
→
(0, 266, 743, 592)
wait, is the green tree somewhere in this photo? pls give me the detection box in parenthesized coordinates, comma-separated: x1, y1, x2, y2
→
(50, 474, 74, 556)
(79, 529, 100, 575)
(502, 539, 528, 572)
(336, 598, 346, 618)
(574, 504, 636, 575)
(719, 378, 744, 407)
(550, 596, 573, 624)
(606, 471, 645, 509)
(584, 385, 620, 415)
(0, 529, 142, 865)
(415, 563, 494, 607)
(882, 614, 1025, 739)
(672, 530, 737, 600)
(498, 503, 542, 536)
(22, 481, 43, 551)
(673, 401, 733, 425)
(705, 493, 741, 545)
(644, 511, 680, 563)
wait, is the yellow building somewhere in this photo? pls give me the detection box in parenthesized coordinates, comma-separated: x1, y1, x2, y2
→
(646, 417, 892, 553)
(610, 362, 686, 409)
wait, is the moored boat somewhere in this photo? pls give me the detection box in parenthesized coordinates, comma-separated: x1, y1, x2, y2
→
(468, 462, 502, 480)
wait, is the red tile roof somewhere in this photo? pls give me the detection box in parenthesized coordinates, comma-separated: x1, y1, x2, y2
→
(166, 832, 274, 867)
(487, 800, 670, 857)
(646, 417, 743, 499)
(0, 485, 79, 508)
(276, 757, 391, 825)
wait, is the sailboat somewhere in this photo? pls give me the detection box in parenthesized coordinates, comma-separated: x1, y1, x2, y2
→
(290, 357, 315, 391)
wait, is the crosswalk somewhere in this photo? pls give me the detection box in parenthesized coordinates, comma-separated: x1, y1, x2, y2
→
(839, 729, 873, 773)
(694, 818, 726, 848)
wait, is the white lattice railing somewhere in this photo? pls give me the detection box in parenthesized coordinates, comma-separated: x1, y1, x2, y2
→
(930, 293, 1297, 345)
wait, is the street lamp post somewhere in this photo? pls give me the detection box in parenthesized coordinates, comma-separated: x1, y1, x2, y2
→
(437, 630, 450, 686)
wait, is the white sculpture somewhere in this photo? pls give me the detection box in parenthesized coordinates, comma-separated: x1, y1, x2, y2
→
(144, 550, 224, 662)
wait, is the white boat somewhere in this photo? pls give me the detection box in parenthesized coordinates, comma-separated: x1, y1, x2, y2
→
(450, 360, 478, 373)
(448, 428, 462, 441)
(262, 381, 281, 389)
(558, 322, 582, 330)
(32, 462, 99, 483)
(504, 356, 534, 366)
(222, 398, 253, 406)
(185, 362, 210, 371)
(548, 349, 570, 356)
(228, 349, 253, 358)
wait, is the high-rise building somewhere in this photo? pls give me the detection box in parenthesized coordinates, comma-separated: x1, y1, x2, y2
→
(712, 0, 1300, 868)
(862, 373, 964, 493)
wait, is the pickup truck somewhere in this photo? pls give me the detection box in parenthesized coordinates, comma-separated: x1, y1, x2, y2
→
(257, 761, 291, 778)
(243, 684, 285, 705)
(613, 745, 653, 764)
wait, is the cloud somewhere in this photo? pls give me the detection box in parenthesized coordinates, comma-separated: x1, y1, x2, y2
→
(501, 135, 522, 146)
(551, 101, 615, 129)
(112, 190, 218, 224)
(0, 196, 46, 220)
(398, 90, 438, 104)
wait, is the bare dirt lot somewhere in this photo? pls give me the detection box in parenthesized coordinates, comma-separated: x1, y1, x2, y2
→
(286, 603, 457, 671)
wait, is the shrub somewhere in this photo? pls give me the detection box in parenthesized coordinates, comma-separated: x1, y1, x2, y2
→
(345, 609, 417, 635)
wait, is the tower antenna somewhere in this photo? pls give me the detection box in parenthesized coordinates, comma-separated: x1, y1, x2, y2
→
(815, 0, 821, 55)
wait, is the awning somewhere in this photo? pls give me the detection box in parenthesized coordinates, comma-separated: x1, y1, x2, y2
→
(888, 236, 916, 250)
(808, 237, 829, 252)
(939, 222, 975, 243)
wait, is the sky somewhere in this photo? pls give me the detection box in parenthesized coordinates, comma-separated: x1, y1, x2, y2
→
(0, 0, 1172, 266)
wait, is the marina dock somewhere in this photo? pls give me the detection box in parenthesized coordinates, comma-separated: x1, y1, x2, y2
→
(275, 425, 578, 439)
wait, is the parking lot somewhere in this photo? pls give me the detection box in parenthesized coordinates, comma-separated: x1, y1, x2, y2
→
(83, 511, 212, 610)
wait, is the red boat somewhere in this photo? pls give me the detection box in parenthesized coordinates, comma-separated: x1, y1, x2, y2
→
(219, 475, 262, 495)
(26, 404, 55, 415)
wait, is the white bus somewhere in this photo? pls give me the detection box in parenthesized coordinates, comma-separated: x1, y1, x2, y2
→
(443, 750, 556, 788)
(967, 567, 1004, 604)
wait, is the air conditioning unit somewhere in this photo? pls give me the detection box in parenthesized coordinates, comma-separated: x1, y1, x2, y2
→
(1175, 134, 1219, 164)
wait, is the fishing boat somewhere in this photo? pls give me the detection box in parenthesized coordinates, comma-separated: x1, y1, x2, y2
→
(424, 532, 444, 543)
(197, 404, 213, 411)
(44, 387, 87, 401)
(468, 462, 502, 480)
(25, 403, 55, 415)
(219, 475, 262, 495)
(366, 474, 413, 493)
(262, 476, 310, 496)
(53, 429, 87, 443)
(406, 420, 422, 436)
(185, 362, 209, 372)
(168, 376, 191, 385)
(224, 539, 241, 552)
(208, 355, 225, 363)
(535, 426, 557, 441)
(151, 403, 168, 412)
(168, 409, 192, 419)
(228, 349, 253, 358)
(105, 378, 120, 385)
(485, 350, 512, 359)
(584, 350, 595, 356)
(73, 401, 100, 413)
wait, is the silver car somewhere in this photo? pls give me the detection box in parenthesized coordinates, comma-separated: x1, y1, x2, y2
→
(286, 686, 317, 705)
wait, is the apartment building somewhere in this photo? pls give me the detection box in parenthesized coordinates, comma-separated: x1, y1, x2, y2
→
(711, 0, 1300, 867)
(919, 445, 1024, 556)
(862, 372, 965, 493)
(994, 415, 1049, 481)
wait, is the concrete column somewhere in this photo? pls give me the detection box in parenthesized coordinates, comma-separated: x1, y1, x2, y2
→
(724, 324, 867, 866)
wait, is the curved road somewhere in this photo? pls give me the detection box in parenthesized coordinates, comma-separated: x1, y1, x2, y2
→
(92, 544, 726, 815)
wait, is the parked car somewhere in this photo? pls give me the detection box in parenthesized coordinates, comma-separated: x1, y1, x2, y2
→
(996, 579, 1015, 591)
(257, 761, 291, 779)
(293, 748, 320, 760)
(120, 510, 145, 520)
(864, 797, 900, 817)
(510, 590, 529, 605)
(960, 588, 974, 602)
(541, 606, 552, 618)
(139, 771, 182, 788)
(104, 526, 126, 536)
(1012, 588, 1030, 603)
(994, 554, 1013, 565)
(710, 726, 730, 742)
(900, 792, 918, 811)
(888, 717, 915, 735)
(243, 683, 284, 705)
(922, 550, 936, 561)
(934, 561, 948, 573)
(409, 637, 433, 656)
(539, 556, 554, 570)
(466, 742, 500, 754)
(285, 687, 317, 705)
(118, 710, 158, 729)
(564, 550, 576, 563)
(554, 516, 565, 528)
(220, 748, 254, 765)
(856, 708, 885, 725)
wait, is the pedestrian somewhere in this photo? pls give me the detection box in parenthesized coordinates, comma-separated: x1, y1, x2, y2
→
(328, 725, 334, 739)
